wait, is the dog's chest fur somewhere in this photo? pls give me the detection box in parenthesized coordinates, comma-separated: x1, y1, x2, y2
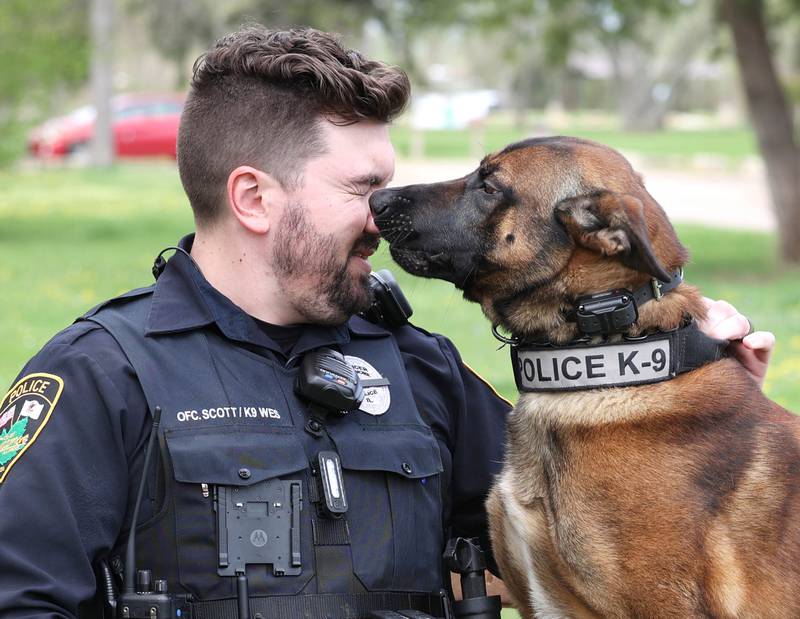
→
(489, 363, 800, 618)
(493, 390, 639, 617)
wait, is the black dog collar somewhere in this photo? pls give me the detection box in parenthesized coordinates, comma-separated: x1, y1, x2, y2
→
(564, 270, 684, 336)
(511, 321, 727, 393)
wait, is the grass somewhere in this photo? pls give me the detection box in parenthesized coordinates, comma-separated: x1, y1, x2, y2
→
(1, 160, 797, 410)
(390, 125, 758, 164)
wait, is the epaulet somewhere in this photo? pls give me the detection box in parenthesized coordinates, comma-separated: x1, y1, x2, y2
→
(79, 285, 155, 321)
(347, 314, 392, 337)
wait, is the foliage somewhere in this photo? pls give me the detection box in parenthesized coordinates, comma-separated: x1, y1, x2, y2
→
(463, 0, 679, 65)
(125, 0, 219, 86)
(0, 0, 89, 166)
(124, 0, 421, 82)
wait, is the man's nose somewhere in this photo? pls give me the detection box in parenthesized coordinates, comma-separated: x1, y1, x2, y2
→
(364, 208, 380, 235)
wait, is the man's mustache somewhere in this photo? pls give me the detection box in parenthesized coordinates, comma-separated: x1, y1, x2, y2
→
(352, 233, 381, 255)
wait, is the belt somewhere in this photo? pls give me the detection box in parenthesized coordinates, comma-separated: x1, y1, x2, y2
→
(191, 591, 448, 619)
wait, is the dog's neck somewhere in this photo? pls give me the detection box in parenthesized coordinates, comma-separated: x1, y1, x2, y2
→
(486, 257, 708, 344)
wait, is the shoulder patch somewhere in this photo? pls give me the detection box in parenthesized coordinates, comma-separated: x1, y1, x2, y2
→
(0, 373, 64, 484)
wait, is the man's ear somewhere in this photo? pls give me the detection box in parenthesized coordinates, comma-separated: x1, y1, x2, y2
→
(226, 166, 283, 234)
(555, 190, 672, 282)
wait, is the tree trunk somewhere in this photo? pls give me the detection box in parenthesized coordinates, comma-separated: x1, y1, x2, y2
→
(90, 0, 114, 167)
(720, 0, 800, 263)
(615, 4, 712, 132)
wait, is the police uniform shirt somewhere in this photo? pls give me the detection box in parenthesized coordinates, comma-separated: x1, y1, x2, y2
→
(0, 234, 511, 618)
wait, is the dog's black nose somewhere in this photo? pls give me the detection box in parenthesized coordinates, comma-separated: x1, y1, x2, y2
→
(369, 188, 396, 217)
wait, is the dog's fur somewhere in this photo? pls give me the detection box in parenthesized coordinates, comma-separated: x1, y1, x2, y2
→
(370, 137, 800, 618)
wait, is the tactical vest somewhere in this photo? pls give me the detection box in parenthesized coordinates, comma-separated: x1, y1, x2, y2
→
(84, 287, 447, 618)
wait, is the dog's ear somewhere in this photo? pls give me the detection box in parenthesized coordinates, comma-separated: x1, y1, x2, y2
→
(555, 190, 671, 283)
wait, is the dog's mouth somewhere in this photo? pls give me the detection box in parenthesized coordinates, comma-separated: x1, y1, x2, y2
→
(388, 246, 440, 276)
(388, 244, 478, 289)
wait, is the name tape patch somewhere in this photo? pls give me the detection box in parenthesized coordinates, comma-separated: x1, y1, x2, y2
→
(175, 405, 281, 423)
(515, 339, 671, 391)
(0, 373, 64, 484)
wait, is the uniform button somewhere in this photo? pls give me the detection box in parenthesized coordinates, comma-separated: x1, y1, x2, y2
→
(401, 462, 413, 475)
(309, 420, 322, 432)
(238, 468, 251, 480)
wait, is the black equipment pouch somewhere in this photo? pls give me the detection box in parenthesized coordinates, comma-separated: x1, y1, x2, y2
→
(215, 479, 303, 577)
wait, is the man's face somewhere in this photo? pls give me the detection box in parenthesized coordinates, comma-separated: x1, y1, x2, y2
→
(269, 119, 395, 325)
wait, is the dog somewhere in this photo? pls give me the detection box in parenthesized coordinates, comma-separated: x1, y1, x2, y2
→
(370, 136, 800, 618)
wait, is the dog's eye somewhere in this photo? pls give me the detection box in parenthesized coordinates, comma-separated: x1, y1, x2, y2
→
(482, 183, 499, 195)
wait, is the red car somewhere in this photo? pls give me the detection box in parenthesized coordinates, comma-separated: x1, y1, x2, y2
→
(28, 93, 185, 159)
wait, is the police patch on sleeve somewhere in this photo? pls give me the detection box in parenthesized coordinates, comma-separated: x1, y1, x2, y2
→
(0, 373, 64, 484)
(345, 356, 391, 416)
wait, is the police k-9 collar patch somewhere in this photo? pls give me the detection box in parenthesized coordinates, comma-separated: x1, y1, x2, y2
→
(511, 323, 728, 393)
(0, 373, 64, 484)
(345, 355, 391, 416)
(514, 339, 671, 391)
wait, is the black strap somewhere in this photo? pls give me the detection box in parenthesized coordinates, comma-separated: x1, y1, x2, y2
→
(191, 591, 447, 619)
(631, 269, 684, 306)
(563, 270, 684, 335)
(671, 320, 729, 372)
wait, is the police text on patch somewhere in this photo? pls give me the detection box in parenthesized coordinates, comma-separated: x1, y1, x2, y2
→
(515, 340, 671, 391)
(176, 405, 281, 422)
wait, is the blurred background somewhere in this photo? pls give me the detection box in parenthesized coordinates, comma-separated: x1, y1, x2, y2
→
(1, 0, 799, 415)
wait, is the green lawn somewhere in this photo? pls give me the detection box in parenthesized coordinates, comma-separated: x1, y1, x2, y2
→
(1, 161, 797, 412)
(390, 125, 757, 164)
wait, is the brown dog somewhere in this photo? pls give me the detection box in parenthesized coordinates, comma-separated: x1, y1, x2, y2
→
(370, 137, 800, 618)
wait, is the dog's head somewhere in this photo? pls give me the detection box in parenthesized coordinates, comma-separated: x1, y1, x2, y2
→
(371, 136, 693, 341)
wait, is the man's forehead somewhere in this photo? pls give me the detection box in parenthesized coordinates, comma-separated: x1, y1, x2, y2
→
(318, 119, 395, 179)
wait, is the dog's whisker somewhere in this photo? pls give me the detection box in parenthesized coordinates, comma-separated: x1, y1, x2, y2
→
(382, 228, 413, 245)
(459, 265, 476, 290)
(377, 226, 411, 244)
(395, 230, 414, 245)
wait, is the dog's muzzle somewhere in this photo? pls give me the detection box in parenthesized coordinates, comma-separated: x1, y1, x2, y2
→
(370, 188, 478, 287)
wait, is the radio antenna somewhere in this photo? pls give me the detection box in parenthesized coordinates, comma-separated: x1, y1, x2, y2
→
(124, 406, 162, 594)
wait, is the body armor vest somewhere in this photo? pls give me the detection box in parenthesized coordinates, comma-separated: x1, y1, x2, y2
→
(83, 287, 446, 613)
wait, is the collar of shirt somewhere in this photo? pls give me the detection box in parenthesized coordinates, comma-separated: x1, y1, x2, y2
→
(145, 233, 357, 359)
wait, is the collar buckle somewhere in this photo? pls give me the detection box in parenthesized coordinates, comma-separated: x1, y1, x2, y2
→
(651, 278, 664, 300)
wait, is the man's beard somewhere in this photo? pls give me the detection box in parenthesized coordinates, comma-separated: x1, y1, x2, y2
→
(271, 203, 380, 325)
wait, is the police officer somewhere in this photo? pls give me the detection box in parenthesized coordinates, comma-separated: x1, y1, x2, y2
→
(0, 25, 774, 619)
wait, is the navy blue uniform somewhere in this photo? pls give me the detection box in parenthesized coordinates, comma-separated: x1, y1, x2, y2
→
(0, 235, 510, 618)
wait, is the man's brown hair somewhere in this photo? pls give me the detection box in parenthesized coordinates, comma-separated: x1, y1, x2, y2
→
(177, 25, 410, 225)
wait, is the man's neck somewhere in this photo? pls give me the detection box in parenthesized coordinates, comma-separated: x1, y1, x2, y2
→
(190, 228, 303, 326)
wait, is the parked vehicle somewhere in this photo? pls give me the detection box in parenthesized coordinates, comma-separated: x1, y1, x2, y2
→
(28, 93, 185, 159)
